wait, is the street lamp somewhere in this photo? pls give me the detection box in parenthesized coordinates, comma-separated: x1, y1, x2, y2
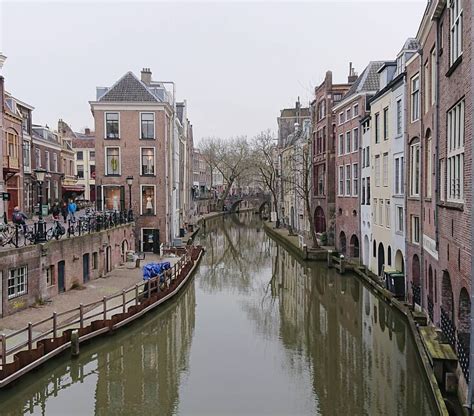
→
(126, 176, 133, 221)
(34, 168, 47, 243)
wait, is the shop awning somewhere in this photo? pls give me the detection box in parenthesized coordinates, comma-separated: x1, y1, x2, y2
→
(62, 185, 85, 193)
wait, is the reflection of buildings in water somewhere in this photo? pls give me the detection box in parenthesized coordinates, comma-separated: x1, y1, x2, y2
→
(95, 282, 196, 415)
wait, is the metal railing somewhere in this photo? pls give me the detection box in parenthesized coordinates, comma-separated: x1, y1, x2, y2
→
(440, 307, 457, 351)
(411, 283, 421, 307)
(457, 337, 470, 382)
(0, 210, 133, 249)
(0, 248, 199, 376)
(427, 296, 434, 322)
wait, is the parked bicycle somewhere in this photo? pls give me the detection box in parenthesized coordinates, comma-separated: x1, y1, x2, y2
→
(46, 220, 66, 241)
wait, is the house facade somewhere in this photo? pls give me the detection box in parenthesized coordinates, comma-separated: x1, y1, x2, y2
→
(360, 115, 372, 268)
(310, 71, 352, 245)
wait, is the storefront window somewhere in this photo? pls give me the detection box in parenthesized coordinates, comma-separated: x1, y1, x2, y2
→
(104, 186, 122, 211)
(141, 186, 155, 215)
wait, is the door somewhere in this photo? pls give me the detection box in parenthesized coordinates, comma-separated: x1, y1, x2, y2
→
(106, 246, 112, 273)
(83, 253, 90, 283)
(58, 261, 65, 293)
(142, 229, 154, 252)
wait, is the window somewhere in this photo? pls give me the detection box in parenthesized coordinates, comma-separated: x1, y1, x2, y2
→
(141, 185, 156, 215)
(140, 113, 155, 139)
(8, 266, 28, 299)
(367, 178, 371, 204)
(396, 99, 402, 135)
(410, 141, 420, 196)
(77, 164, 84, 179)
(379, 200, 384, 226)
(383, 153, 388, 186)
(90, 151, 95, 161)
(339, 112, 345, 125)
(373, 199, 377, 224)
(397, 206, 404, 233)
(361, 178, 366, 204)
(53, 181, 59, 200)
(383, 107, 389, 140)
(91, 165, 96, 179)
(77, 151, 84, 161)
(339, 134, 344, 155)
(353, 128, 359, 152)
(46, 265, 54, 287)
(23, 142, 30, 170)
(346, 108, 351, 120)
(103, 186, 123, 211)
(411, 75, 420, 121)
(440, 159, 445, 201)
(345, 164, 351, 196)
(105, 147, 121, 175)
(447, 100, 465, 201)
(375, 113, 380, 143)
(105, 112, 120, 139)
(431, 49, 436, 105)
(45, 151, 50, 171)
(426, 137, 432, 198)
(346, 131, 351, 153)
(395, 156, 404, 195)
(375, 155, 380, 186)
(385, 200, 390, 228)
(449, 0, 463, 65)
(352, 163, 358, 196)
(141, 147, 155, 175)
(365, 147, 370, 167)
(316, 164, 325, 195)
(353, 103, 359, 117)
(412, 216, 420, 244)
(338, 166, 344, 196)
(424, 61, 430, 113)
(53, 153, 58, 172)
(318, 100, 326, 120)
(93, 252, 98, 270)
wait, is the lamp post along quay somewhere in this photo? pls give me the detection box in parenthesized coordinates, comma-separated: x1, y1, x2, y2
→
(34, 168, 47, 243)
(127, 176, 133, 221)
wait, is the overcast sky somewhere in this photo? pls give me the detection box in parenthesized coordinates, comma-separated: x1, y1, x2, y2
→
(1, 1, 426, 142)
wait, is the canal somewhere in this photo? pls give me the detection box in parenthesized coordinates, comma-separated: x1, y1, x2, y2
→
(0, 212, 437, 415)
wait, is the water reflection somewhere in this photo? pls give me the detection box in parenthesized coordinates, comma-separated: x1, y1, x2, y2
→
(0, 213, 435, 416)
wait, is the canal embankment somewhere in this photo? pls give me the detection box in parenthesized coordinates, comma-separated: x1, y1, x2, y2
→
(263, 219, 452, 416)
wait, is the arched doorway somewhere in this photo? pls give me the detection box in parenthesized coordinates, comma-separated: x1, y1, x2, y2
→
(412, 254, 421, 306)
(395, 250, 404, 272)
(314, 206, 326, 233)
(363, 235, 370, 266)
(458, 288, 471, 354)
(339, 231, 346, 255)
(387, 246, 392, 266)
(350, 234, 359, 258)
(377, 243, 385, 276)
(441, 271, 454, 320)
(373, 239, 377, 257)
(121, 239, 128, 263)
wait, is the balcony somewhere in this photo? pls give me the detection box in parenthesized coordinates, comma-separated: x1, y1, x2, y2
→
(3, 155, 20, 173)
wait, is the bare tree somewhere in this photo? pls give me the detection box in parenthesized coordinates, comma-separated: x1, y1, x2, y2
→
(281, 128, 319, 249)
(199, 137, 219, 195)
(251, 130, 280, 225)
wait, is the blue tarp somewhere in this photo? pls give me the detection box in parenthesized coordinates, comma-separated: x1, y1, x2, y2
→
(142, 262, 171, 281)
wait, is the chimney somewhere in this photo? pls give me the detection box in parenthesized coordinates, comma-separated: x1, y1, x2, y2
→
(85, 127, 91, 135)
(348, 62, 358, 83)
(141, 67, 152, 85)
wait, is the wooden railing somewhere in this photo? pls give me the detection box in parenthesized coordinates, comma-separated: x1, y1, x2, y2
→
(0, 246, 203, 383)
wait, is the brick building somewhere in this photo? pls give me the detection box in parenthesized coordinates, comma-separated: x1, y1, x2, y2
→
(91, 68, 191, 251)
(310, 71, 352, 245)
(333, 61, 383, 258)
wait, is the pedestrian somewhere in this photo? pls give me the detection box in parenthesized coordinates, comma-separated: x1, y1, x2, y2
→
(61, 201, 68, 223)
(68, 199, 77, 222)
(12, 206, 28, 233)
(51, 202, 60, 221)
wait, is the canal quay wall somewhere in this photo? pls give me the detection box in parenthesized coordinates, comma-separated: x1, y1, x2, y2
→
(0, 246, 204, 388)
(263, 220, 451, 416)
(0, 223, 135, 318)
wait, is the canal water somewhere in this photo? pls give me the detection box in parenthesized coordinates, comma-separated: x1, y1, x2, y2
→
(0, 212, 437, 415)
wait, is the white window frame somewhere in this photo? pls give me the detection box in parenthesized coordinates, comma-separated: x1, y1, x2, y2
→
(412, 215, 420, 244)
(339, 134, 344, 155)
(383, 152, 388, 187)
(339, 112, 344, 125)
(374, 155, 380, 187)
(352, 163, 358, 197)
(345, 164, 351, 196)
(139, 112, 155, 140)
(353, 103, 359, 117)
(396, 205, 404, 234)
(383, 107, 389, 140)
(396, 99, 402, 136)
(105, 146, 121, 176)
(352, 128, 359, 153)
(374, 199, 378, 224)
(411, 75, 420, 122)
(379, 199, 384, 227)
(449, 0, 463, 65)
(431, 48, 437, 105)
(53, 153, 58, 172)
(440, 159, 445, 201)
(338, 165, 344, 196)
(8, 266, 28, 299)
(104, 112, 120, 139)
(140, 184, 157, 215)
(447, 100, 465, 202)
(426, 137, 432, 198)
(346, 108, 351, 121)
(346, 131, 351, 154)
(140, 146, 156, 176)
(45, 151, 50, 172)
(385, 200, 390, 228)
(410, 142, 420, 197)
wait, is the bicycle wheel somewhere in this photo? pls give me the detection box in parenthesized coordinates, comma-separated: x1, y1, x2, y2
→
(46, 227, 54, 241)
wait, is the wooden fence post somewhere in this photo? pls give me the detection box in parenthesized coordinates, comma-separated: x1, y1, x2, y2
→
(28, 323, 33, 350)
(135, 284, 139, 305)
(79, 304, 84, 329)
(103, 297, 107, 320)
(53, 312, 58, 339)
(122, 290, 126, 313)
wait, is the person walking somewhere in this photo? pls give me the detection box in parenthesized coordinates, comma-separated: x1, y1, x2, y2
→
(51, 202, 60, 220)
(67, 199, 77, 222)
(12, 206, 28, 233)
(61, 201, 68, 223)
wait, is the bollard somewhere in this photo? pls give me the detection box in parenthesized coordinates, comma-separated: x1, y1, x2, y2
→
(71, 329, 80, 357)
(327, 250, 333, 269)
